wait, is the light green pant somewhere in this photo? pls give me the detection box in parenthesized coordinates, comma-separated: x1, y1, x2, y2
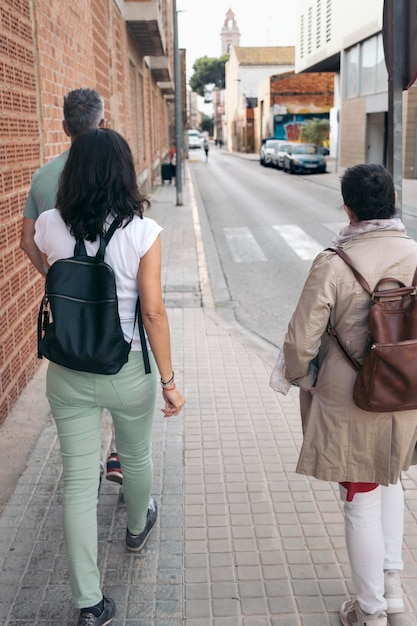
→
(46, 351, 157, 608)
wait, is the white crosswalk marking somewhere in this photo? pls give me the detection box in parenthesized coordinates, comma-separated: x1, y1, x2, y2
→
(223, 227, 267, 263)
(223, 224, 347, 263)
(273, 224, 323, 260)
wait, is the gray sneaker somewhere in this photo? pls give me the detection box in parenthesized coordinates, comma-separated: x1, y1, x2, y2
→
(339, 600, 387, 626)
(126, 498, 158, 552)
(77, 597, 115, 626)
(384, 570, 405, 614)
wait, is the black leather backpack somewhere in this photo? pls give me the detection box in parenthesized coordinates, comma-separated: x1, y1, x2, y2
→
(37, 219, 150, 375)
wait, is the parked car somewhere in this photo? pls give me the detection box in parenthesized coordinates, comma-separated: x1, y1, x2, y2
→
(271, 141, 294, 169)
(188, 129, 201, 149)
(260, 139, 280, 166)
(282, 143, 327, 174)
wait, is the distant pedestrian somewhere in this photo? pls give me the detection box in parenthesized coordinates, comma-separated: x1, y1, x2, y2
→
(283, 164, 417, 626)
(34, 128, 185, 626)
(203, 137, 209, 160)
(168, 141, 176, 184)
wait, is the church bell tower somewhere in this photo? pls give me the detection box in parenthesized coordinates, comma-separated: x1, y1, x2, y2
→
(221, 9, 240, 55)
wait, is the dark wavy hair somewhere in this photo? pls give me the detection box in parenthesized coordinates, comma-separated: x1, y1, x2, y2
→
(340, 164, 396, 220)
(56, 128, 150, 241)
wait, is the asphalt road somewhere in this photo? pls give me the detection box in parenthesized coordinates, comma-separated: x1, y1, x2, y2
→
(189, 146, 346, 347)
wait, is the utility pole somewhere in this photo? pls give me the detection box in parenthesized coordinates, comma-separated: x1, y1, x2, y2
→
(384, 0, 403, 215)
(173, 0, 183, 206)
(383, 0, 417, 216)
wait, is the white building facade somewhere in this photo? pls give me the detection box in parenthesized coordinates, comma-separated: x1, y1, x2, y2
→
(296, 0, 417, 176)
(225, 47, 295, 152)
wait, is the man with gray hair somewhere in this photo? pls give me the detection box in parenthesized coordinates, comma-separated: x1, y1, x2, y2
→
(20, 88, 105, 275)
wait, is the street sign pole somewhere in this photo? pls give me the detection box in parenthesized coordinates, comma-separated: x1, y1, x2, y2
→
(173, 0, 183, 206)
(386, 0, 403, 215)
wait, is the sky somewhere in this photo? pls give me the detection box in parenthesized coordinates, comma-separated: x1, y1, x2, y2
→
(176, 0, 297, 81)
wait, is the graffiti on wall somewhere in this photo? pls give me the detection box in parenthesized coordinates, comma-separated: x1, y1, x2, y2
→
(273, 112, 329, 142)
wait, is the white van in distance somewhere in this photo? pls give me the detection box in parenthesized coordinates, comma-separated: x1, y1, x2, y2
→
(188, 129, 201, 149)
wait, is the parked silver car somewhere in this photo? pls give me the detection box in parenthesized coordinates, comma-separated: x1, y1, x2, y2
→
(282, 143, 327, 174)
(271, 142, 294, 169)
(260, 139, 280, 167)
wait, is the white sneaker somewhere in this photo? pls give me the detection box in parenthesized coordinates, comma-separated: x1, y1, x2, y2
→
(339, 600, 387, 626)
(384, 570, 405, 614)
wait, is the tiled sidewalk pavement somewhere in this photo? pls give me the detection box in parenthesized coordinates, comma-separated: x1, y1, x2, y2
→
(2, 306, 417, 625)
(0, 391, 183, 626)
(181, 307, 417, 625)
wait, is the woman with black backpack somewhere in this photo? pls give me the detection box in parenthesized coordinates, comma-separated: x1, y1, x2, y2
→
(34, 128, 185, 626)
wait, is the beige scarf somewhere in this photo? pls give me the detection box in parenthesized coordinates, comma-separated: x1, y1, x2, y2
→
(332, 218, 406, 246)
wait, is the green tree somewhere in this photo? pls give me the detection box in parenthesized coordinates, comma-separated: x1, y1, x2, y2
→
(300, 118, 330, 146)
(189, 55, 229, 97)
(200, 113, 213, 136)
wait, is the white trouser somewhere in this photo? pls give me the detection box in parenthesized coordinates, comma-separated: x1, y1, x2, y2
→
(340, 480, 404, 615)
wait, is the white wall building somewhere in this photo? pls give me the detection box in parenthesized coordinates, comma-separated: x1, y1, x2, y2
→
(225, 46, 295, 152)
(296, 0, 417, 176)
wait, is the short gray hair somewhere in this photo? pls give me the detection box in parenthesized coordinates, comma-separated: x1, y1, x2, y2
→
(63, 88, 104, 138)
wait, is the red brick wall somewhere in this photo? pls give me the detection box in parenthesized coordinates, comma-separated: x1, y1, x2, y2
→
(0, 0, 171, 424)
(0, 0, 40, 422)
(270, 71, 334, 112)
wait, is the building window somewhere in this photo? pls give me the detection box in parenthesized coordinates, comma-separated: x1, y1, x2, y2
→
(326, 0, 331, 43)
(307, 6, 313, 55)
(138, 73, 146, 161)
(300, 14, 305, 58)
(375, 34, 388, 92)
(152, 89, 157, 154)
(360, 37, 377, 95)
(359, 34, 388, 95)
(129, 62, 146, 164)
(345, 45, 359, 98)
(316, 0, 321, 48)
(345, 35, 388, 99)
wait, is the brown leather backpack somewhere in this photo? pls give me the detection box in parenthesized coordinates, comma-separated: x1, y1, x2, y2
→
(327, 247, 417, 412)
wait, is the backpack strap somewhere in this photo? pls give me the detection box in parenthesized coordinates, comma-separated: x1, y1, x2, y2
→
(325, 247, 365, 372)
(135, 296, 151, 373)
(329, 247, 417, 295)
(327, 247, 372, 295)
(96, 218, 121, 260)
(327, 324, 361, 372)
(73, 218, 121, 259)
(100, 218, 151, 374)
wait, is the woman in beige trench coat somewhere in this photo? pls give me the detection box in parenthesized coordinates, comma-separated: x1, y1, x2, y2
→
(283, 164, 417, 626)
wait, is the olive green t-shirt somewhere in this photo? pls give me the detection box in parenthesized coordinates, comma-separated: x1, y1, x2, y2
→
(23, 151, 69, 219)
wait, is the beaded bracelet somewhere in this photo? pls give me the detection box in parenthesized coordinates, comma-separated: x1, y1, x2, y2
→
(162, 383, 176, 391)
(160, 371, 175, 387)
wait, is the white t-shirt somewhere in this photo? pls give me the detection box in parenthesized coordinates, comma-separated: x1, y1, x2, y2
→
(34, 209, 163, 351)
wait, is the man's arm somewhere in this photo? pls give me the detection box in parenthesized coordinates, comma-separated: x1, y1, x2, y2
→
(20, 217, 46, 276)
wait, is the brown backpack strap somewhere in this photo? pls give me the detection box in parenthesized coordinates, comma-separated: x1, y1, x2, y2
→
(327, 324, 361, 372)
(327, 247, 372, 295)
(328, 247, 417, 294)
(325, 247, 365, 372)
